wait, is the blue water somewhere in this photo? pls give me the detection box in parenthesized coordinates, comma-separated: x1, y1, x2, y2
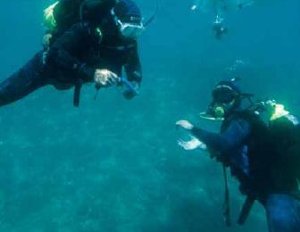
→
(0, 0, 299, 231)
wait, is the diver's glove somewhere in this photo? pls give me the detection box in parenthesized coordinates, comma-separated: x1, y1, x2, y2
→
(176, 120, 207, 151)
(178, 135, 207, 151)
(123, 81, 140, 100)
(94, 69, 120, 88)
(176, 120, 194, 131)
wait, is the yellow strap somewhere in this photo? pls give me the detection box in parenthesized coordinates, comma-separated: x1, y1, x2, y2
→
(43, 1, 60, 30)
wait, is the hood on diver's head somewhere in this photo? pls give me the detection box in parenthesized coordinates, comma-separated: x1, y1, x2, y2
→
(202, 79, 244, 120)
(212, 80, 241, 103)
(114, 0, 142, 24)
(111, 0, 144, 39)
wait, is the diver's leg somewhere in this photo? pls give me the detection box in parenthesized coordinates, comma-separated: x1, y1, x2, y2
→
(265, 194, 300, 232)
(0, 52, 48, 107)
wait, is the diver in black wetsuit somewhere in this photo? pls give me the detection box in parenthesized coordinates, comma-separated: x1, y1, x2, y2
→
(177, 80, 300, 231)
(0, 0, 143, 107)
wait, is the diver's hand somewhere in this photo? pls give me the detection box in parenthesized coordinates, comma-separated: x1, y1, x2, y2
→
(94, 69, 120, 88)
(176, 120, 194, 131)
(178, 135, 207, 151)
(123, 81, 139, 100)
(43, 33, 52, 48)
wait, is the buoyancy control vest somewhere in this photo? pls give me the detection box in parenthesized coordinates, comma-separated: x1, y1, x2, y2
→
(44, 0, 117, 34)
(222, 108, 300, 225)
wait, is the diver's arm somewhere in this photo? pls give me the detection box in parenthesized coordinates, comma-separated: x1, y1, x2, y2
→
(191, 119, 251, 154)
(124, 41, 142, 85)
(48, 23, 95, 81)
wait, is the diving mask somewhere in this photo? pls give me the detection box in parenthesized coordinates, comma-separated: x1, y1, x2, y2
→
(204, 91, 237, 120)
(111, 9, 144, 39)
(212, 85, 237, 104)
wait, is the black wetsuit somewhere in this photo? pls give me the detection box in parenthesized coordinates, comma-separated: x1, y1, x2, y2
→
(191, 111, 300, 231)
(50, 0, 117, 38)
(0, 21, 142, 107)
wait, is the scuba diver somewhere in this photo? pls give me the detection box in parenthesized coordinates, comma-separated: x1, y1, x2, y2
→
(176, 79, 300, 232)
(0, 0, 143, 107)
(192, 0, 255, 39)
(191, 1, 228, 39)
(212, 14, 228, 40)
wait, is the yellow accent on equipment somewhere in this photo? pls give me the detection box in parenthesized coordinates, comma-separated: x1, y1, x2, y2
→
(270, 104, 289, 121)
(44, 1, 59, 30)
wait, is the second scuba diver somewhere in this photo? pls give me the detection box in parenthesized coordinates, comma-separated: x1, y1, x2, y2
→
(176, 79, 300, 232)
(212, 15, 228, 40)
(0, 0, 143, 107)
